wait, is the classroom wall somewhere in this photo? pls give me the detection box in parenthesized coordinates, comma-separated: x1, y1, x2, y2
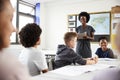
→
(9, 0, 120, 57)
(40, 0, 120, 50)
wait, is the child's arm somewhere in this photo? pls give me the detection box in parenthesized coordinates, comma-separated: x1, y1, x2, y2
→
(86, 59, 96, 65)
(86, 56, 98, 65)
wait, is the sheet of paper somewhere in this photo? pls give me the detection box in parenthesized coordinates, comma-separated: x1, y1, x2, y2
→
(78, 32, 86, 39)
(51, 64, 115, 76)
(98, 58, 117, 61)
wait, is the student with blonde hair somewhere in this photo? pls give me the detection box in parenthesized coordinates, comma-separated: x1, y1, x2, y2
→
(54, 32, 98, 69)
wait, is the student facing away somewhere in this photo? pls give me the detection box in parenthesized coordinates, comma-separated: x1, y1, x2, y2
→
(54, 32, 98, 69)
(19, 23, 48, 76)
(0, 0, 32, 80)
(95, 37, 114, 58)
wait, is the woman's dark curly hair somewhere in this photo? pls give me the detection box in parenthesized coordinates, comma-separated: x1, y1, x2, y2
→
(78, 11, 90, 23)
(19, 23, 42, 47)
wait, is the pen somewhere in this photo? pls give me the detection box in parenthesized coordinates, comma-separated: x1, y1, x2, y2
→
(85, 71, 91, 73)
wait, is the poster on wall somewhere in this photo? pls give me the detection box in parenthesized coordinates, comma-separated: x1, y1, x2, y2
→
(68, 28, 76, 32)
(75, 12, 111, 42)
(68, 15, 76, 21)
(77, 12, 111, 35)
(88, 12, 110, 35)
(68, 22, 76, 28)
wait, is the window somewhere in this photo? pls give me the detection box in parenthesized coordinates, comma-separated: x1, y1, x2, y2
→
(19, 4, 34, 15)
(19, 14, 34, 31)
(10, 0, 36, 44)
(10, 0, 17, 43)
(19, 2, 35, 31)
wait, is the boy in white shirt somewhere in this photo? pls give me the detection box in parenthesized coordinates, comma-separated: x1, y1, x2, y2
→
(19, 23, 48, 76)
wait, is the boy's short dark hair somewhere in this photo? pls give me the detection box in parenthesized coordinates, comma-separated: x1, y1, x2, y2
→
(64, 32, 77, 44)
(98, 37, 108, 42)
(19, 23, 42, 47)
(78, 11, 90, 23)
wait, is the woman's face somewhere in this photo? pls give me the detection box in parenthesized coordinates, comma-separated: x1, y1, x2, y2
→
(0, 1, 15, 49)
(80, 16, 87, 24)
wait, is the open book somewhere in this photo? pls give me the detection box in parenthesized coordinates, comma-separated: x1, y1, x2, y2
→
(51, 64, 117, 76)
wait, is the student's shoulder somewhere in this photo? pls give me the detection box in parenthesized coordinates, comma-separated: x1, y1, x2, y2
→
(69, 49, 76, 56)
(67, 47, 74, 52)
(35, 49, 45, 56)
(107, 48, 113, 52)
(63, 47, 75, 54)
(95, 48, 101, 54)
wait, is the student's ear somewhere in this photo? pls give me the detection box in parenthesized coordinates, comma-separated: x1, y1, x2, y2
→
(36, 37, 41, 45)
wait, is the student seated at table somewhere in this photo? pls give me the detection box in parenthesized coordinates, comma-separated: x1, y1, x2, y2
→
(95, 37, 114, 58)
(54, 32, 98, 69)
(93, 23, 120, 80)
(19, 23, 48, 76)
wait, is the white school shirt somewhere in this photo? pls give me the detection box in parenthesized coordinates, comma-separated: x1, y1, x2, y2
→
(0, 49, 32, 80)
(19, 47, 48, 76)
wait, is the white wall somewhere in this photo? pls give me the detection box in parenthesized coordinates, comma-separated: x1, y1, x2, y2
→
(40, 0, 120, 50)
(9, 0, 120, 57)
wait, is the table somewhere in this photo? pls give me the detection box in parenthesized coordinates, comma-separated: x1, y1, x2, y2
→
(32, 58, 120, 80)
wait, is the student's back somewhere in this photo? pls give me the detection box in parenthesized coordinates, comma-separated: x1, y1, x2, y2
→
(19, 23, 48, 76)
(19, 47, 48, 76)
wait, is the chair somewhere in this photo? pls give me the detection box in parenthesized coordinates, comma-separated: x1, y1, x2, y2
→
(48, 58, 55, 70)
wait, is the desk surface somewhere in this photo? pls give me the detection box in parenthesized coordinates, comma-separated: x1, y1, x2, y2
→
(32, 58, 120, 80)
